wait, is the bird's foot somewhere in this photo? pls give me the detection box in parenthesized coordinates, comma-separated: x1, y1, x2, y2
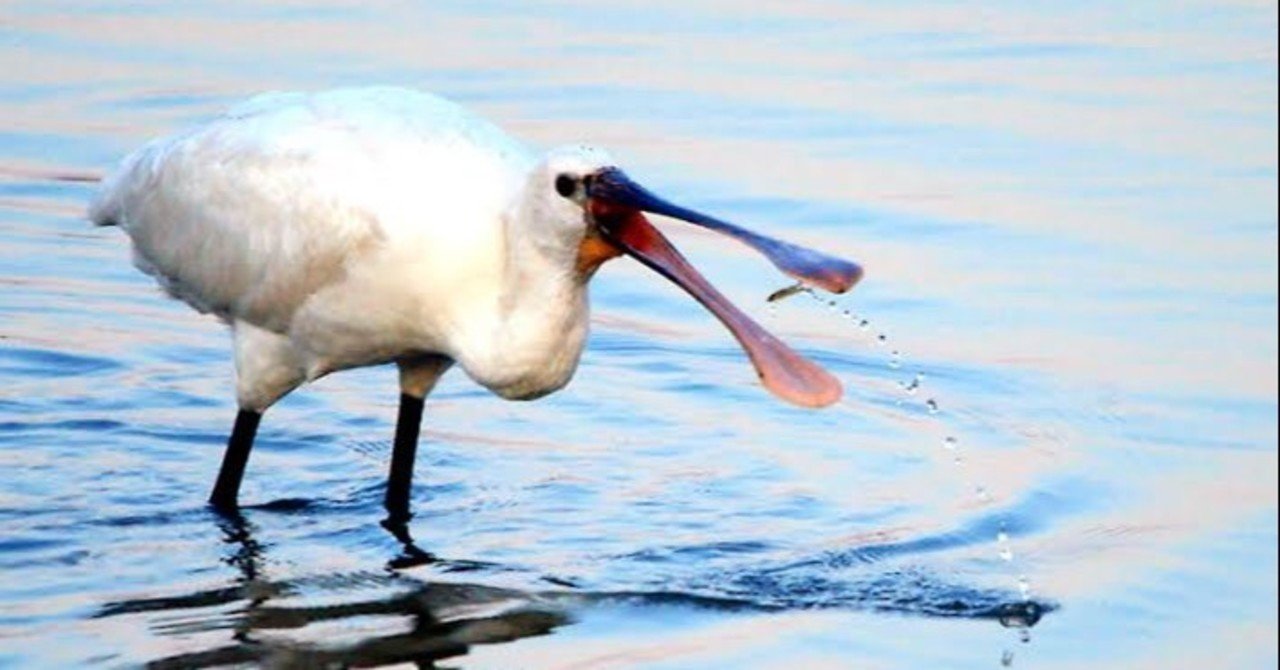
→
(381, 515, 438, 569)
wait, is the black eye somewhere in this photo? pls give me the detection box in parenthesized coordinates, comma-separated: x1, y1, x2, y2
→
(554, 174, 576, 198)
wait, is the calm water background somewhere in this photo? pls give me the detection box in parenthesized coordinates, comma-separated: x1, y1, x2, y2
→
(1, 1, 1276, 667)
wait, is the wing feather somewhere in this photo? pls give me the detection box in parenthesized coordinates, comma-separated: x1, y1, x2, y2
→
(89, 87, 530, 332)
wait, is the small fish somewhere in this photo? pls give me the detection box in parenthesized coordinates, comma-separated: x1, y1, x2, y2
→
(766, 282, 809, 303)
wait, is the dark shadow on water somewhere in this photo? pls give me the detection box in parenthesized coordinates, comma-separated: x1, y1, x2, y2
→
(381, 516, 439, 570)
(97, 511, 570, 668)
(93, 510, 1051, 667)
(380, 515, 509, 574)
(142, 585, 567, 669)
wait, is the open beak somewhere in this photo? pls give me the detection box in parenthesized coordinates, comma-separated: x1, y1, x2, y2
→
(587, 167, 861, 408)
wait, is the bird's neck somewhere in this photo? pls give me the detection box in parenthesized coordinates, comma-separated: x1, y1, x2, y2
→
(458, 203, 591, 400)
(503, 231, 587, 327)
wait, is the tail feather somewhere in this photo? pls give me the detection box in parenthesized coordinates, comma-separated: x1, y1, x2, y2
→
(88, 198, 119, 226)
(88, 158, 134, 227)
(89, 135, 171, 228)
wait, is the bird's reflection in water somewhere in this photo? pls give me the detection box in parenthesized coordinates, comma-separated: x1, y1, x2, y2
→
(96, 512, 571, 669)
(95, 509, 1050, 668)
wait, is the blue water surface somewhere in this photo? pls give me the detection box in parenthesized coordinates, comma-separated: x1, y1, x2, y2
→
(0, 2, 1275, 667)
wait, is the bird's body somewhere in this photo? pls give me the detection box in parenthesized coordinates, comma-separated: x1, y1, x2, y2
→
(91, 86, 860, 518)
(92, 88, 598, 407)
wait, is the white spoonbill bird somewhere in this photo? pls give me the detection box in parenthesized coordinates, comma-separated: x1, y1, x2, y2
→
(90, 87, 862, 520)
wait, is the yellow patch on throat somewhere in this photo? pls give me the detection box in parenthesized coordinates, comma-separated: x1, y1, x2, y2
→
(575, 232, 622, 277)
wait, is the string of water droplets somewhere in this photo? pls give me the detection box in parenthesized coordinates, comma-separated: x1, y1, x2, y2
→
(766, 283, 1041, 659)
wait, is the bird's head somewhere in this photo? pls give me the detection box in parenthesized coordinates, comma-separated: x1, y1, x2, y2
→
(531, 144, 864, 408)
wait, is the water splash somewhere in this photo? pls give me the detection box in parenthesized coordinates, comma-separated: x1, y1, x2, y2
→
(997, 527, 1014, 562)
(902, 374, 922, 395)
(773, 284, 1041, 658)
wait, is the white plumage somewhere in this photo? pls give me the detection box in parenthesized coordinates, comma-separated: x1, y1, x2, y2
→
(93, 88, 606, 408)
(91, 86, 858, 514)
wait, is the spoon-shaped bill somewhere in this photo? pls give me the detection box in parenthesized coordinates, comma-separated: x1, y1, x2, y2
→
(587, 167, 863, 294)
(594, 205, 842, 408)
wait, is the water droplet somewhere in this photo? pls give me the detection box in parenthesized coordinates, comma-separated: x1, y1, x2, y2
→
(975, 485, 991, 502)
(1019, 629, 1031, 644)
(1018, 576, 1031, 601)
(1001, 649, 1015, 667)
(858, 319, 870, 330)
(998, 529, 1014, 561)
(889, 350, 901, 369)
(942, 436, 958, 451)
(841, 309, 854, 319)
(876, 333, 888, 345)
(926, 398, 939, 414)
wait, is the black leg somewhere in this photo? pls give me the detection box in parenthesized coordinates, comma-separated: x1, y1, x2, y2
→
(381, 514, 438, 569)
(210, 409, 262, 510)
(385, 393, 425, 523)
